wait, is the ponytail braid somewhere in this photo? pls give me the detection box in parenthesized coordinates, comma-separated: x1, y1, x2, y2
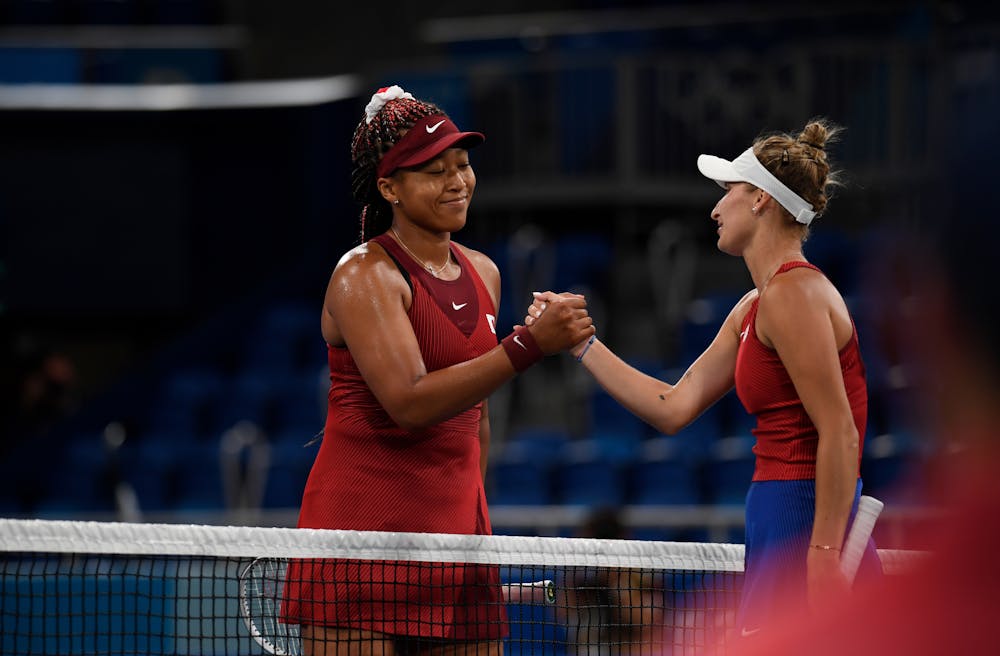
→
(349, 95, 445, 242)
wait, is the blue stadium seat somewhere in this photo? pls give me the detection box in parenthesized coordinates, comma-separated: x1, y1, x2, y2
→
(485, 226, 558, 337)
(861, 432, 923, 502)
(122, 437, 181, 511)
(717, 389, 754, 437)
(488, 450, 553, 506)
(703, 436, 756, 505)
(803, 228, 860, 295)
(89, 49, 225, 84)
(554, 443, 626, 507)
(504, 428, 572, 468)
(629, 438, 701, 506)
(629, 527, 682, 541)
(212, 375, 274, 435)
(679, 293, 743, 363)
(670, 402, 727, 466)
(557, 67, 616, 175)
(242, 301, 323, 378)
(552, 233, 613, 292)
(270, 368, 328, 436)
(0, 49, 81, 83)
(35, 438, 111, 514)
(588, 389, 649, 440)
(259, 301, 318, 340)
(148, 368, 226, 439)
(170, 443, 225, 510)
(582, 431, 642, 466)
(261, 441, 315, 509)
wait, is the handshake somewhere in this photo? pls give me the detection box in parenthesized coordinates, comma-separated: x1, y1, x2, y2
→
(519, 290, 596, 359)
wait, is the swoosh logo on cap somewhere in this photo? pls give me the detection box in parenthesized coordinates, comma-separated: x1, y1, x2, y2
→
(426, 119, 446, 134)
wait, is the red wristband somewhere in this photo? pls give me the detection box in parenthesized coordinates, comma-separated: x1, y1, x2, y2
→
(501, 325, 544, 372)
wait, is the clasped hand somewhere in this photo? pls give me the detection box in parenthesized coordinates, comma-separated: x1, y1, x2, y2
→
(524, 291, 596, 357)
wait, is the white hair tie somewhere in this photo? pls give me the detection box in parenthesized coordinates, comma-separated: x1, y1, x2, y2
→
(365, 85, 414, 124)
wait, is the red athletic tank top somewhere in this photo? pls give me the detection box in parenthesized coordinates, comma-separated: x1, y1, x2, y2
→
(297, 233, 500, 534)
(734, 261, 868, 481)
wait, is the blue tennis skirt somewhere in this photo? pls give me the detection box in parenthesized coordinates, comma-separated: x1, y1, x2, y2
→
(736, 479, 883, 635)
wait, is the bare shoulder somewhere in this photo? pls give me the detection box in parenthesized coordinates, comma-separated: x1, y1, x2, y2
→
(333, 241, 378, 274)
(760, 265, 837, 313)
(756, 264, 853, 347)
(322, 240, 410, 346)
(329, 240, 407, 297)
(757, 263, 856, 349)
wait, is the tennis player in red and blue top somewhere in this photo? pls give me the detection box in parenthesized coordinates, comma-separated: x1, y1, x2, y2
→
(529, 119, 882, 643)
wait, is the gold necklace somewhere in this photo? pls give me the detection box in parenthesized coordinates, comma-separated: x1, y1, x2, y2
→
(391, 226, 450, 278)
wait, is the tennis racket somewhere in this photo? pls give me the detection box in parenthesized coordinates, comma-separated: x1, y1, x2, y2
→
(239, 557, 556, 656)
(840, 495, 884, 583)
(239, 557, 301, 656)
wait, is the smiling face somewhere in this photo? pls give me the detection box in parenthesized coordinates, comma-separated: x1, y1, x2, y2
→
(710, 181, 759, 256)
(385, 148, 476, 233)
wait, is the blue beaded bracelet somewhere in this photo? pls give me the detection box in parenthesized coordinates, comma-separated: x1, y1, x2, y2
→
(576, 335, 597, 362)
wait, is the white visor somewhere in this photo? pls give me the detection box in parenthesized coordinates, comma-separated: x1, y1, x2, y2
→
(697, 147, 816, 225)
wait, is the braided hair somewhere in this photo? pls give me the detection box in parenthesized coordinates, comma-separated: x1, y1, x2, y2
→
(752, 118, 843, 235)
(350, 95, 446, 242)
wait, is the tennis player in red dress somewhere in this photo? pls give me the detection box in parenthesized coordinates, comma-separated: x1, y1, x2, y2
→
(282, 86, 594, 656)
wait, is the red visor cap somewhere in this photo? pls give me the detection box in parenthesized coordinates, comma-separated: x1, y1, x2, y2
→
(376, 114, 485, 178)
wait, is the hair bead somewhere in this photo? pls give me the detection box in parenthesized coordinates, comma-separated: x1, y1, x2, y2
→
(349, 91, 444, 242)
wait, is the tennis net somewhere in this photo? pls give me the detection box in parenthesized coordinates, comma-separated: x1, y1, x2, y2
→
(0, 518, 918, 655)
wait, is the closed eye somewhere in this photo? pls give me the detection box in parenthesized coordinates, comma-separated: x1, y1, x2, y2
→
(421, 163, 471, 175)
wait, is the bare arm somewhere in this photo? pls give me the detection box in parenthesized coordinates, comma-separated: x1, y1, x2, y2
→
(533, 290, 755, 435)
(756, 271, 858, 606)
(323, 244, 593, 430)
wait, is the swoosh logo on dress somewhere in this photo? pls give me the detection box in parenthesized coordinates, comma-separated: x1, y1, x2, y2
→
(426, 119, 446, 133)
(452, 301, 468, 310)
(740, 627, 761, 638)
(513, 335, 527, 350)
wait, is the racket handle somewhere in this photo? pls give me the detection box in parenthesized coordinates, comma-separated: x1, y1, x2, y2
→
(502, 580, 556, 605)
(840, 495, 884, 583)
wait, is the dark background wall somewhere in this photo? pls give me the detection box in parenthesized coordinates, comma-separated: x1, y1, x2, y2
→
(1, 102, 353, 392)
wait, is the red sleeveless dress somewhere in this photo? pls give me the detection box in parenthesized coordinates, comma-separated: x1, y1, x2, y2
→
(282, 233, 507, 639)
